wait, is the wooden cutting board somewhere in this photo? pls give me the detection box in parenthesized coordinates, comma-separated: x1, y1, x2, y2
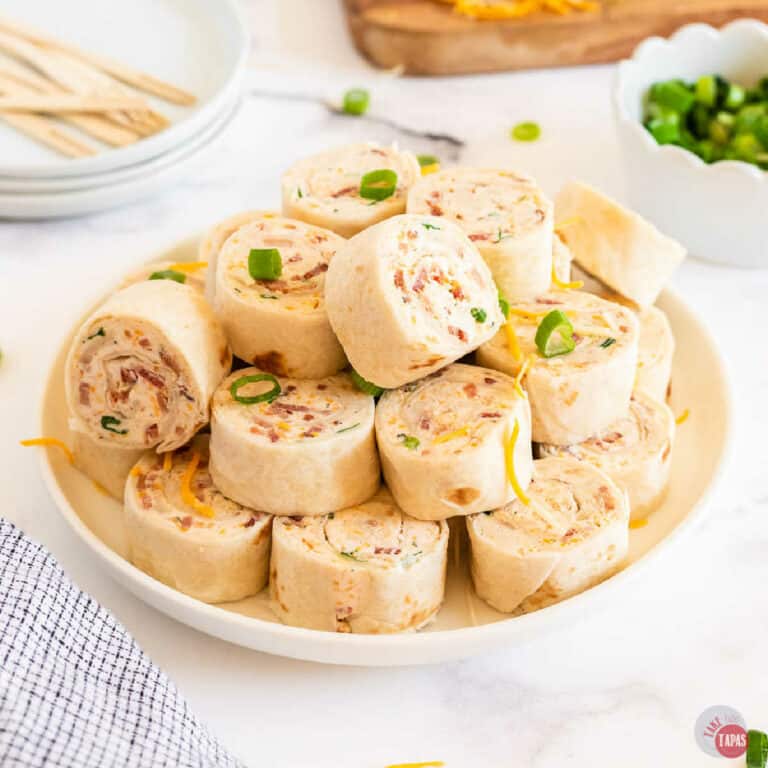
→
(344, 0, 768, 75)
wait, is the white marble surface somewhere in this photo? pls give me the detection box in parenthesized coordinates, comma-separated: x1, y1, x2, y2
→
(2, 2, 768, 765)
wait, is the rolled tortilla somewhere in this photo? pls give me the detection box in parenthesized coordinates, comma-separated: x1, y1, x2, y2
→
(568, 266, 674, 402)
(555, 181, 686, 308)
(637, 306, 674, 402)
(375, 363, 533, 520)
(71, 432, 143, 500)
(209, 367, 379, 515)
(65, 280, 231, 451)
(325, 213, 503, 388)
(124, 436, 271, 603)
(467, 457, 629, 613)
(282, 142, 421, 238)
(120, 260, 207, 294)
(199, 209, 273, 303)
(212, 215, 347, 378)
(407, 168, 554, 302)
(538, 390, 674, 520)
(552, 233, 572, 285)
(270, 488, 448, 633)
(476, 290, 639, 445)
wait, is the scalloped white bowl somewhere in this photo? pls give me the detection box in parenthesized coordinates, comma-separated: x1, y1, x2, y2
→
(614, 20, 768, 268)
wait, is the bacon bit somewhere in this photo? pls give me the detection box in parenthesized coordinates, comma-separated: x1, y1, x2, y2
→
(419, 416, 431, 430)
(464, 382, 478, 398)
(317, 384, 327, 391)
(601, 431, 622, 444)
(159, 349, 179, 373)
(302, 425, 323, 438)
(480, 411, 502, 419)
(180, 515, 193, 531)
(303, 414, 314, 421)
(286, 255, 302, 263)
(138, 368, 165, 390)
(331, 185, 357, 198)
(484, 377, 497, 385)
(301, 262, 328, 280)
(426, 200, 443, 216)
(407, 229, 418, 240)
(394, 269, 405, 291)
(243, 517, 257, 528)
(375, 546, 402, 555)
(78, 382, 90, 406)
(121, 368, 138, 384)
(562, 527, 577, 538)
(450, 282, 465, 301)
(412, 268, 427, 293)
(370, 148, 386, 157)
(145, 424, 159, 443)
(448, 325, 467, 342)
(269, 402, 312, 415)
(468, 233, 489, 242)
(597, 485, 616, 511)
(268, 429, 280, 443)
(536, 297, 564, 306)
(572, 333, 582, 344)
(138, 337, 151, 348)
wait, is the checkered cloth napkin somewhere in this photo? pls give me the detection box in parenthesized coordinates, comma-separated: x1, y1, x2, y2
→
(0, 519, 242, 768)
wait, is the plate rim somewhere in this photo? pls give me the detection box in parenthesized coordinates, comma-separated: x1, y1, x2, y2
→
(35, 253, 734, 666)
(0, 0, 249, 180)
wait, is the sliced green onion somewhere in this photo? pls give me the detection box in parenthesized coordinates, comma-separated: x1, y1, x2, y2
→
(417, 154, 439, 167)
(342, 88, 369, 116)
(248, 248, 282, 281)
(747, 730, 768, 768)
(359, 169, 397, 201)
(230, 373, 281, 405)
(260, 293, 279, 300)
(399, 434, 420, 450)
(350, 369, 384, 397)
(149, 269, 186, 284)
(650, 80, 695, 113)
(600, 337, 616, 349)
(421, 222, 441, 230)
(101, 415, 127, 434)
(337, 423, 360, 434)
(340, 550, 365, 562)
(471, 307, 487, 323)
(534, 310, 575, 358)
(86, 327, 105, 341)
(511, 121, 541, 142)
(695, 75, 718, 107)
(498, 292, 510, 319)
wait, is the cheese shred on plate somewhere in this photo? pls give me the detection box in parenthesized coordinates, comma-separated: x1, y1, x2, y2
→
(20, 437, 74, 465)
(551, 265, 584, 291)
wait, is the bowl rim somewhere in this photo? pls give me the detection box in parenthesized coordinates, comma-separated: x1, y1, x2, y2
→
(612, 18, 768, 183)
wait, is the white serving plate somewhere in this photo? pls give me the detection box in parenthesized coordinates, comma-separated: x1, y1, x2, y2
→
(0, 0, 248, 179)
(36, 238, 732, 666)
(0, 99, 239, 218)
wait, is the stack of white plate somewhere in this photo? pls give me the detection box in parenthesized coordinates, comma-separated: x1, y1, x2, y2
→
(0, 0, 249, 219)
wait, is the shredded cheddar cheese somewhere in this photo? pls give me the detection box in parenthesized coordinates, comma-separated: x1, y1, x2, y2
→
(505, 320, 522, 361)
(551, 266, 584, 291)
(385, 763, 445, 768)
(433, 426, 469, 444)
(629, 518, 648, 529)
(167, 261, 208, 273)
(554, 215, 584, 232)
(504, 420, 530, 506)
(676, 408, 690, 425)
(163, 451, 173, 473)
(20, 437, 73, 465)
(513, 354, 534, 397)
(420, 163, 440, 176)
(130, 465, 143, 477)
(180, 451, 215, 519)
(91, 480, 110, 496)
(507, 307, 545, 320)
